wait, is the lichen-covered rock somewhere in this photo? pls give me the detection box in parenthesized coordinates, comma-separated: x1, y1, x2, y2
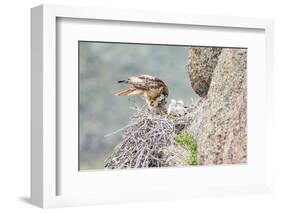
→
(187, 47, 222, 97)
(185, 48, 247, 165)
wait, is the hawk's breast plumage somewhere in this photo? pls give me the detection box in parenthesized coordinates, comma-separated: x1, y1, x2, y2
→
(116, 74, 169, 108)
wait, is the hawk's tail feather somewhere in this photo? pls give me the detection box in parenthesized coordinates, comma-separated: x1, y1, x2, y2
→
(116, 88, 144, 97)
(116, 87, 136, 96)
(117, 80, 128, 84)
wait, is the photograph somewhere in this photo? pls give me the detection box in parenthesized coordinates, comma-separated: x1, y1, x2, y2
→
(79, 41, 247, 170)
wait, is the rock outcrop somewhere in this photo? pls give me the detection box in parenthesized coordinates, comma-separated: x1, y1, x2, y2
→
(187, 47, 222, 97)
(186, 48, 247, 165)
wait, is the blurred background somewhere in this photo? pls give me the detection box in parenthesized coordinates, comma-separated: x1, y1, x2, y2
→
(79, 42, 199, 170)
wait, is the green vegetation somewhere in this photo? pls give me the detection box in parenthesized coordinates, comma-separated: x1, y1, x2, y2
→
(175, 132, 197, 165)
(169, 115, 177, 122)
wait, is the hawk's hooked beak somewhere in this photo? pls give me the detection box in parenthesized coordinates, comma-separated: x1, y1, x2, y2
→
(160, 98, 167, 105)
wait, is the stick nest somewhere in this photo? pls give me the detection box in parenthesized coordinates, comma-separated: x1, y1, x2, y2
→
(104, 106, 190, 169)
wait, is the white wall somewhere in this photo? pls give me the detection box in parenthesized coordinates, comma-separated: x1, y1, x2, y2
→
(0, 0, 280, 212)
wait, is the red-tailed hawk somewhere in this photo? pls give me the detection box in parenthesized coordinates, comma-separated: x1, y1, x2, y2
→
(116, 74, 169, 109)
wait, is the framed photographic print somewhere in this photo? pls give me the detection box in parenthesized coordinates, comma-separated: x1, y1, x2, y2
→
(31, 4, 274, 208)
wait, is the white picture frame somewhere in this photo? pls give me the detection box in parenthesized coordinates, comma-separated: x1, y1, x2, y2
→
(31, 4, 274, 208)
